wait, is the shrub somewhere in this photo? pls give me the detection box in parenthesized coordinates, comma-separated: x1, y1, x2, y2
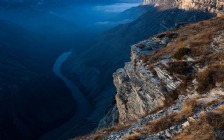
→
(197, 65, 224, 93)
(174, 48, 191, 60)
(156, 33, 178, 39)
(175, 108, 224, 140)
(136, 44, 145, 49)
(168, 62, 192, 75)
(123, 132, 141, 140)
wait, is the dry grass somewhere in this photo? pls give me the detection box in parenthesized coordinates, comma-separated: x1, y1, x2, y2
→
(156, 32, 178, 39)
(173, 47, 191, 60)
(74, 16, 224, 140)
(147, 16, 224, 63)
(146, 113, 178, 134)
(144, 98, 199, 134)
(168, 61, 192, 75)
(175, 98, 200, 120)
(174, 107, 224, 140)
(120, 16, 224, 140)
(148, 64, 157, 76)
(197, 64, 224, 93)
(123, 132, 142, 140)
(173, 120, 216, 140)
(75, 123, 132, 140)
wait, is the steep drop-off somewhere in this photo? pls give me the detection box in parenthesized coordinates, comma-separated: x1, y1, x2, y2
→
(0, 20, 77, 140)
(78, 15, 224, 140)
(62, 1, 215, 137)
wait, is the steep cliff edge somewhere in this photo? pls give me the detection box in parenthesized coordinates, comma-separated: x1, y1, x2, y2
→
(77, 16, 224, 140)
(62, 2, 214, 136)
(113, 15, 224, 124)
(113, 34, 181, 123)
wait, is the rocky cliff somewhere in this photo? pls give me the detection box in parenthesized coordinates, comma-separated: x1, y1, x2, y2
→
(143, 0, 224, 16)
(63, 1, 215, 137)
(77, 15, 224, 140)
(113, 34, 181, 123)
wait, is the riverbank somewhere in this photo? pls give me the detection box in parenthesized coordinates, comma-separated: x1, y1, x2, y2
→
(40, 51, 91, 140)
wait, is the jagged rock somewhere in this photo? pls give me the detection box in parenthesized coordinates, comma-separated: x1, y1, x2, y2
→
(113, 36, 181, 123)
(143, 0, 224, 16)
(182, 121, 190, 128)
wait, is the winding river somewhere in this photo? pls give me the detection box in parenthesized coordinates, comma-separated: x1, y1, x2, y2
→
(40, 51, 91, 140)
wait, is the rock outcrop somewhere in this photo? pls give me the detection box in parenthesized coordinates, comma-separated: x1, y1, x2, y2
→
(113, 36, 181, 123)
(113, 14, 224, 125)
(143, 0, 224, 16)
(78, 16, 224, 140)
(63, 1, 214, 134)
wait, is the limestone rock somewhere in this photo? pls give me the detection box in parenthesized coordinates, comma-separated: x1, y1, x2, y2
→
(113, 36, 181, 123)
(143, 0, 224, 16)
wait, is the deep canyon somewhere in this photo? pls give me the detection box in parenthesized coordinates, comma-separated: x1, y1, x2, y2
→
(0, 0, 224, 140)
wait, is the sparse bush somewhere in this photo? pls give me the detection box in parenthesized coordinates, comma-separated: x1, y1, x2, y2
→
(168, 62, 192, 75)
(197, 65, 224, 93)
(174, 109, 224, 140)
(148, 64, 157, 75)
(123, 132, 141, 140)
(174, 47, 191, 60)
(173, 120, 216, 140)
(136, 44, 145, 49)
(146, 113, 178, 133)
(140, 56, 148, 63)
(145, 98, 199, 134)
(202, 112, 224, 129)
(156, 33, 178, 39)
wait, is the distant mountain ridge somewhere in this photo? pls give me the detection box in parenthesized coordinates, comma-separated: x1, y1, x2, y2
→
(143, 0, 224, 16)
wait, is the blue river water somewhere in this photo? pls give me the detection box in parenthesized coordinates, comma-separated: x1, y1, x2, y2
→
(40, 51, 91, 140)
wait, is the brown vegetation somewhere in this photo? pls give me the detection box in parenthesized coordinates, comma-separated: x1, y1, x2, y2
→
(136, 44, 145, 49)
(75, 123, 133, 140)
(173, 47, 191, 60)
(156, 32, 178, 39)
(123, 132, 141, 140)
(197, 64, 224, 93)
(144, 98, 199, 134)
(174, 106, 224, 140)
(168, 62, 192, 75)
(148, 16, 224, 64)
(148, 64, 157, 75)
(173, 120, 216, 140)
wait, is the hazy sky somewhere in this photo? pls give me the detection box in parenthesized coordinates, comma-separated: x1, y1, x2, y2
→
(73, 0, 142, 4)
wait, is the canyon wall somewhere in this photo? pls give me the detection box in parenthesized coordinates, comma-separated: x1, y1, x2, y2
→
(143, 0, 224, 16)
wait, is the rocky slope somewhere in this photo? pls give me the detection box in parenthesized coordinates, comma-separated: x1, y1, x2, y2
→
(143, 0, 224, 16)
(62, 0, 215, 137)
(77, 15, 224, 140)
(77, 14, 224, 140)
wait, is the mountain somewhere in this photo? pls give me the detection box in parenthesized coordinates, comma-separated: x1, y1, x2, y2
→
(77, 14, 224, 140)
(61, 1, 217, 137)
(0, 20, 77, 140)
(143, 0, 224, 16)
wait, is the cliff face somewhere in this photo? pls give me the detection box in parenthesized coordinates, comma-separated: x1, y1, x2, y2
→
(80, 16, 224, 140)
(63, 2, 214, 135)
(143, 0, 224, 16)
(113, 36, 180, 123)
(113, 15, 224, 124)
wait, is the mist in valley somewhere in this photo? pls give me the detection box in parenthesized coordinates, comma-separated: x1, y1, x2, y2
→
(0, 0, 143, 139)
